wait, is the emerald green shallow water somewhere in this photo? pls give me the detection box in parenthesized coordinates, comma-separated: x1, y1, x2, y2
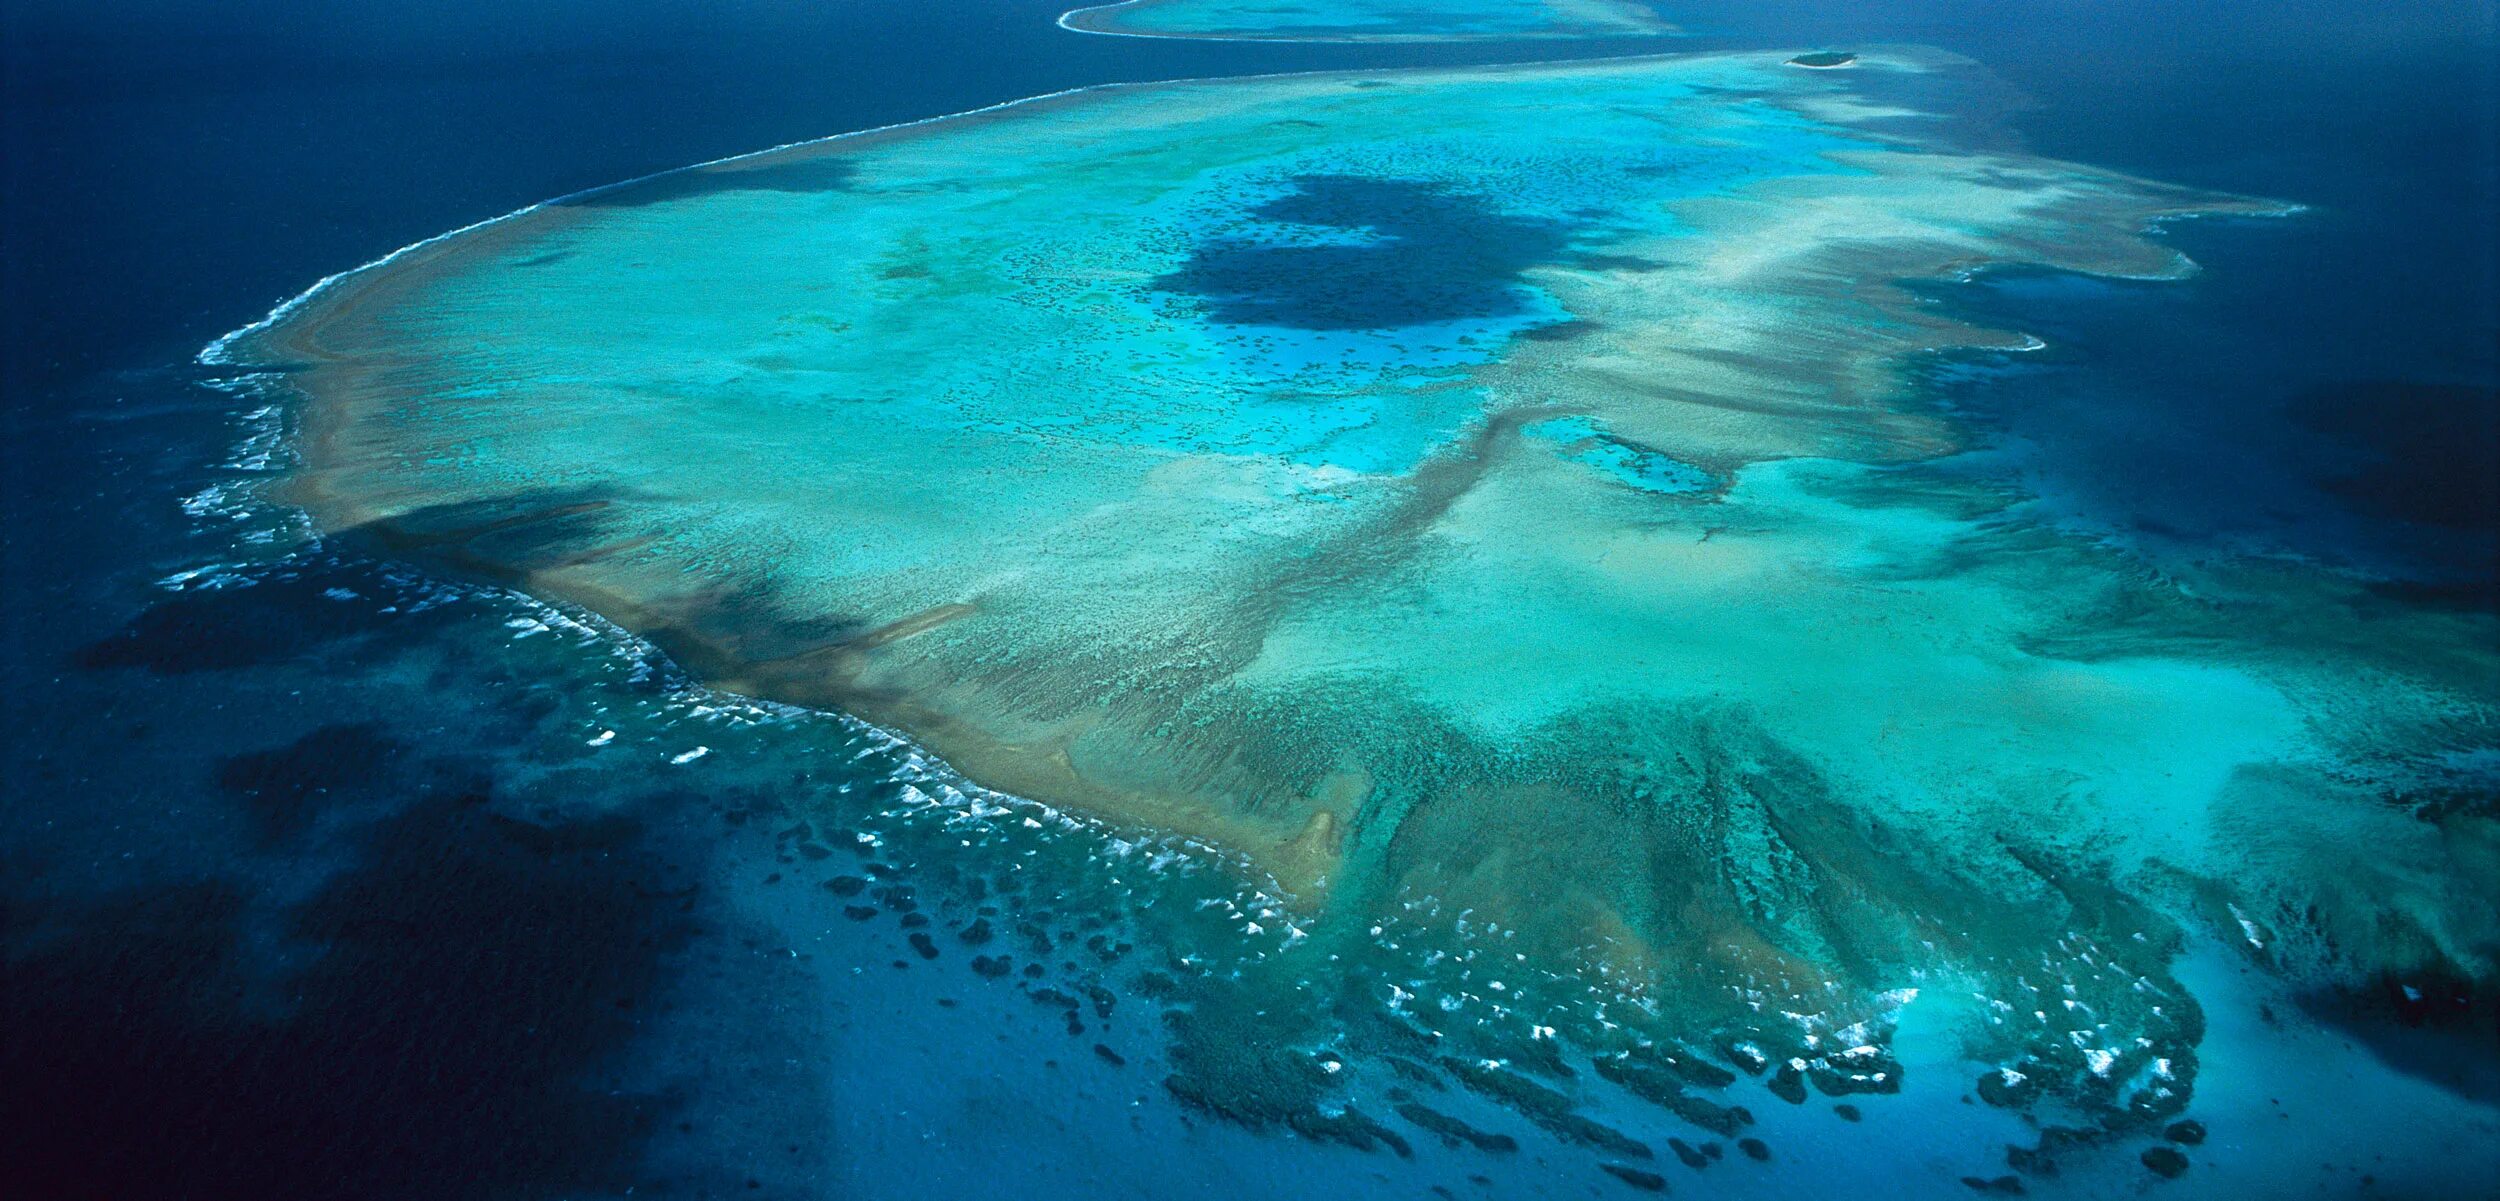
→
(1060, 0, 1676, 41)
(234, 48, 2499, 1162)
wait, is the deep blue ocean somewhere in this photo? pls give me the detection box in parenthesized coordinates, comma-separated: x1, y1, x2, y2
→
(3, 2, 2493, 1198)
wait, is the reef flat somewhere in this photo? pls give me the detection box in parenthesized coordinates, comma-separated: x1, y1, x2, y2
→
(1060, 0, 1676, 42)
(227, 47, 2498, 1174)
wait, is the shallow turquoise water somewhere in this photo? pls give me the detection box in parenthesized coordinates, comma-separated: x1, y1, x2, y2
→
(221, 44, 2500, 1192)
(1064, 0, 1676, 41)
(11, 2, 2497, 1198)
(1522, 415, 1716, 493)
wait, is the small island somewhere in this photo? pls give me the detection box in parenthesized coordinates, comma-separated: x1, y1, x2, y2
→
(1060, 0, 1677, 42)
(1786, 50, 1859, 68)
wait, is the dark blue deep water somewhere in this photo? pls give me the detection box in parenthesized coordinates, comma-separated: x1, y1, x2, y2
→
(3, 2, 2494, 1198)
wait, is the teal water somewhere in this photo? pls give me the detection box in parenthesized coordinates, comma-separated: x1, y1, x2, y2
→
(9, 2, 2497, 1199)
(1521, 416, 1716, 494)
(217, 39, 2500, 1195)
